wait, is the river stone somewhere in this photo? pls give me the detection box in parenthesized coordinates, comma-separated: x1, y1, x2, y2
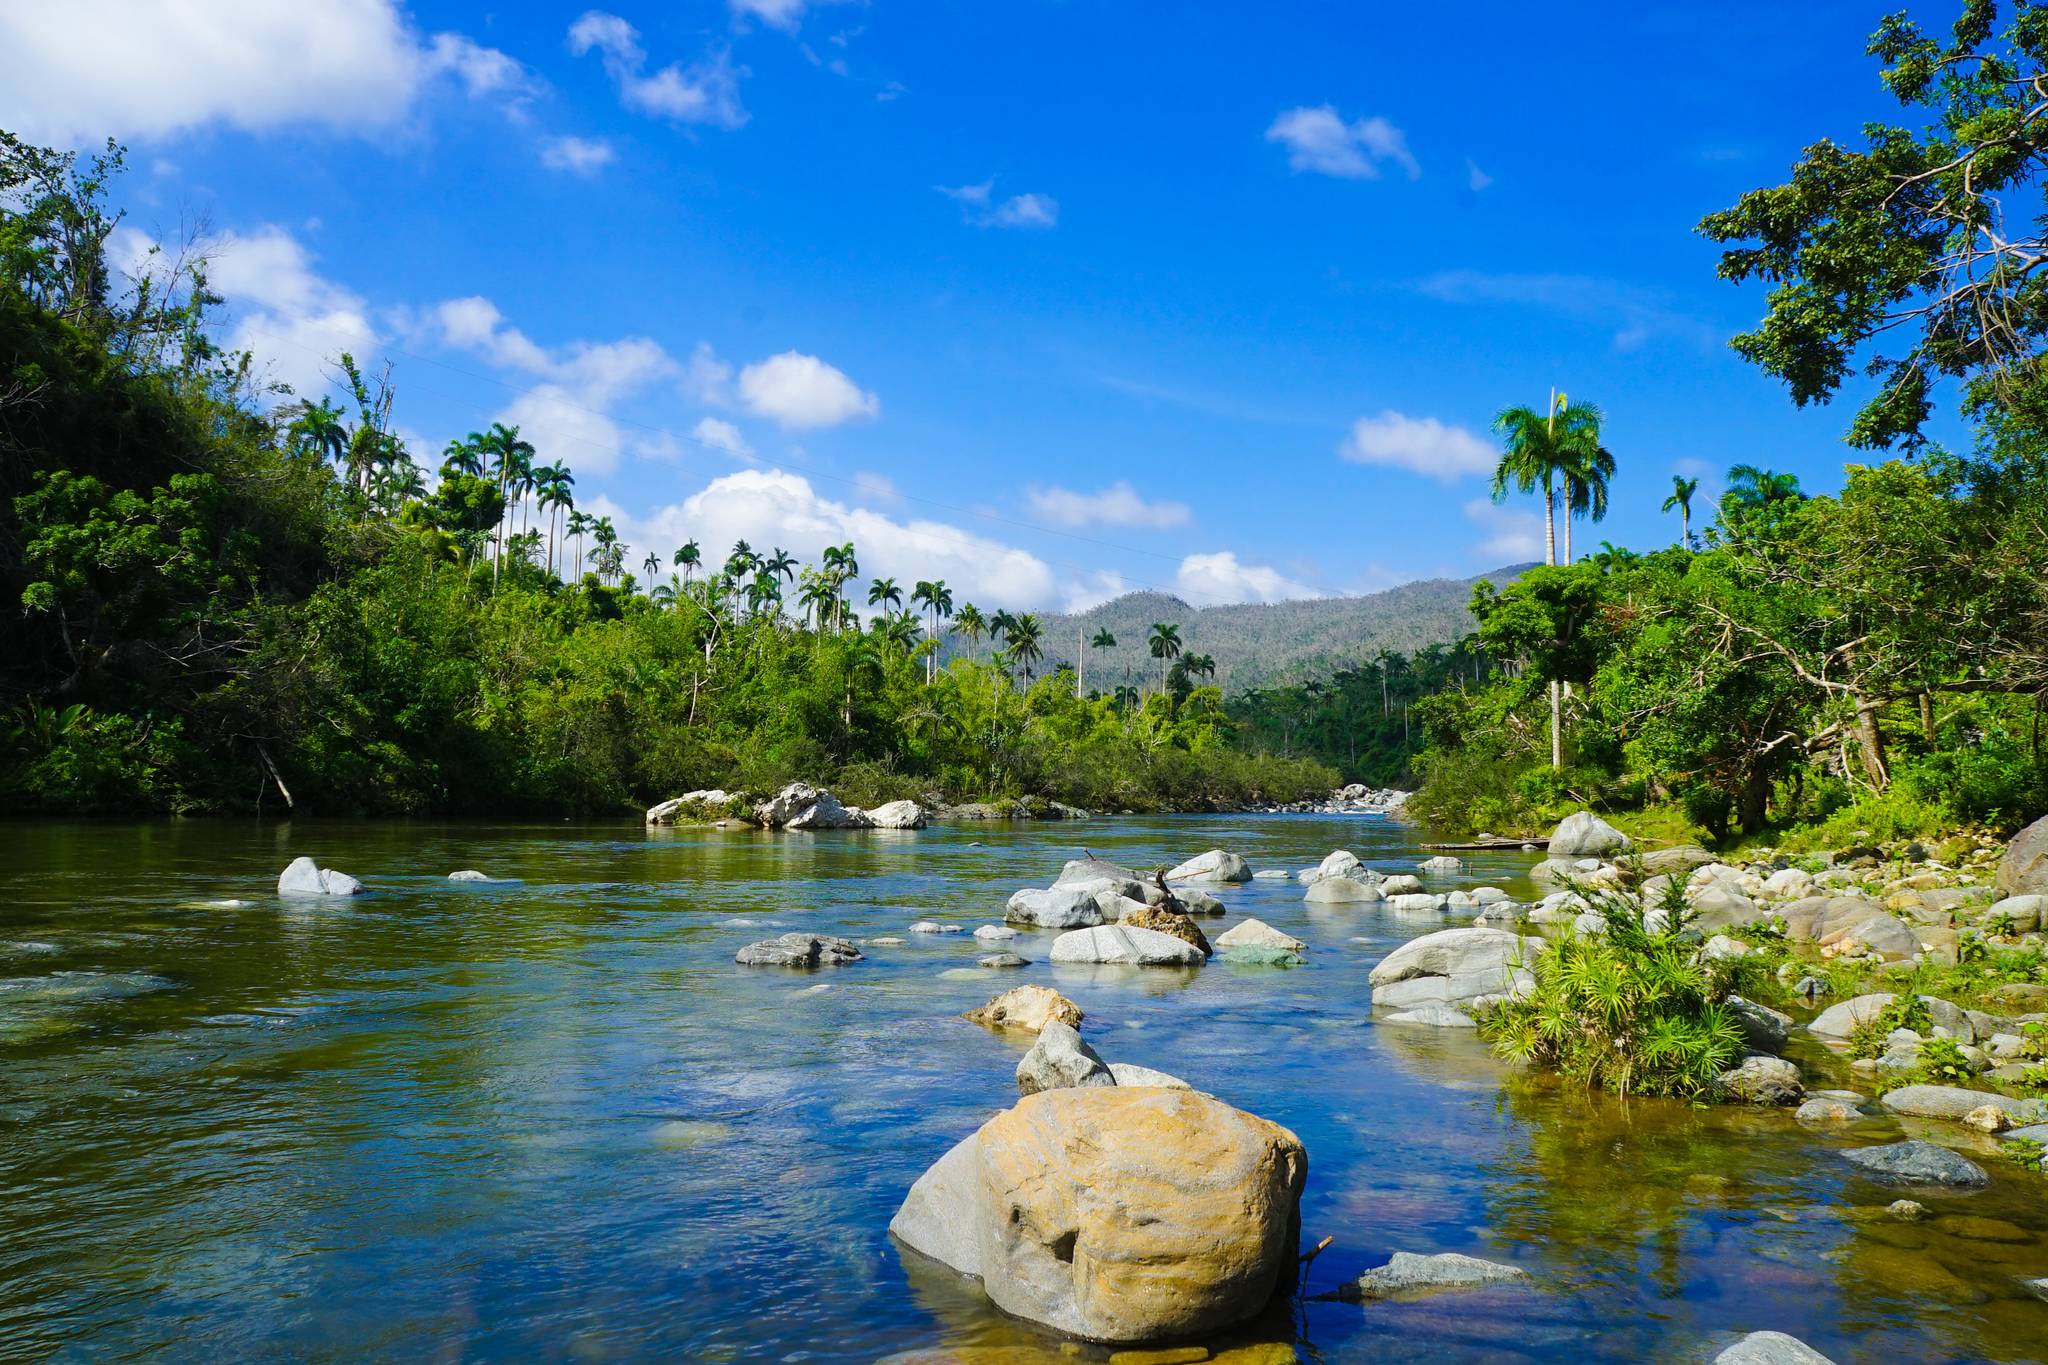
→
(1215, 919, 1305, 953)
(1174, 887, 1225, 916)
(755, 781, 828, 827)
(1727, 996, 1792, 1054)
(1879, 1084, 2015, 1121)
(1841, 1140, 1990, 1188)
(1688, 885, 1769, 932)
(1933, 1213, 2033, 1243)
(277, 857, 363, 896)
(1165, 849, 1252, 883)
(1118, 905, 1212, 956)
(889, 1087, 1306, 1342)
(1218, 944, 1304, 966)
(1714, 1331, 1838, 1365)
(1379, 874, 1424, 895)
(1382, 1005, 1477, 1028)
(734, 933, 863, 968)
(1548, 810, 1631, 858)
(909, 920, 961, 935)
(1795, 1097, 1858, 1123)
(1339, 1251, 1530, 1301)
(1107, 1062, 1192, 1089)
(1306, 875, 1383, 904)
(866, 799, 927, 829)
(975, 924, 1018, 942)
(1253, 869, 1292, 880)
(968, 985, 1082, 1033)
(1808, 992, 1975, 1042)
(1715, 1055, 1803, 1105)
(1986, 893, 2048, 933)
(1007, 887, 1106, 929)
(979, 952, 1031, 969)
(1050, 925, 1207, 966)
(1368, 927, 1541, 1012)
(1385, 893, 1443, 914)
(1016, 1021, 1116, 1094)
(1995, 812, 2048, 896)
(784, 788, 873, 829)
(1055, 857, 1146, 887)
(1831, 912, 1919, 960)
(1300, 850, 1362, 884)
(1418, 855, 1462, 873)
(447, 869, 491, 881)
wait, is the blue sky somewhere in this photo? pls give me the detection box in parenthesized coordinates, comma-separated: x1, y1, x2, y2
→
(0, 1, 1933, 610)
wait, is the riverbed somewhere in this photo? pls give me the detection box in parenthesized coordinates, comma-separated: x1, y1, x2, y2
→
(2, 816, 2045, 1362)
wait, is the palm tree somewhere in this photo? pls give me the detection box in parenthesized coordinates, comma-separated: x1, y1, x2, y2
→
(1007, 613, 1044, 681)
(286, 398, 348, 469)
(764, 547, 797, 585)
(440, 435, 484, 478)
(472, 422, 536, 588)
(676, 540, 702, 581)
(643, 551, 662, 585)
(1081, 626, 1115, 699)
(592, 516, 619, 584)
(910, 579, 953, 684)
(537, 465, 574, 576)
(1662, 474, 1699, 547)
(566, 511, 591, 578)
(1185, 652, 1216, 684)
(867, 576, 902, 614)
(820, 542, 859, 631)
(1554, 405, 1615, 564)
(796, 570, 835, 630)
(1491, 390, 1592, 767)
(955, 603, 987, 656)
(1147, 622, 1182, 694)
(1723, 464, 1804, 513)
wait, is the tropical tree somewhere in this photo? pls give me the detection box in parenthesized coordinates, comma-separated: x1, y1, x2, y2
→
(1147, 621, 1183, 694)
(1008, 612, 1045, 681)
(285, 398, 348, 469)
(1662, 475, 1699, 547)
(867, 576, 902, 614)
(764, 547, 797, 585)
(643, 551, 662, 585)
(676, 540, 702, 581)
(1555, 404, 1615, 564)
(537, 464, 574, 576)
(567, 511, 591, 578)
(1723, 464, 1804, 514)
(472, 422, 536, 588)
(1083, 626, 1115, 698)
(592, 516, 619, 583)
(910, 579, 953, 684)
(955, 603, 986, 657)
(821, 541, 859, 630)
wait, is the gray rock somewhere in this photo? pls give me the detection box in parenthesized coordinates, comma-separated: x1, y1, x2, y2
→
(1300, 849, 1362, 884)
(1218, 944, 1304, 966)
(973, 924, 1018, 942)
(1369, 927, 1542, 1012)
(1386, 892, 1444, 914)
(1995, 811, 2048, 897)
(1886, 1199, 1927, 1220)
(447, 869, 491, 881)
(1305, 874, 1384, 904)
(1165, 849, 1252, 883)
(1005, 887, 1105, 929)
(1795, 1097, 1857, 1123)
(1713, 1331, 1838, 1365)
(1175, 887, 1226, 916)
(865, 799, 927, 829)
(1548, 810, 1632, 858)
(277, 856, 362, 897)
(1107, 1062, 1191, 1088)
(1879, 1084, 2015, 1120)
(1340, 1251, 1531, 1301)
(1808, 992, 1975, 1042)
(734, 933, 863, 967)
(1840, 1139, 1990, 1188)
(1214, 918, 1305, 953)
(1379, 874, 1424, 895)
(1727, 996, 1792, 1054)
(1015, 1021, 1115, 1094)
(1048, 924, 1207, 966)
(908, 920, 961, 935)
(784, 788, 873, 829)
(1383, 1005, 1477, 1028)
(1715, 1055, 1804, 1106)
(978, 952, 1031, 968)
(1986, 893, 2048, 933)
(1053, 856, 1145, 886)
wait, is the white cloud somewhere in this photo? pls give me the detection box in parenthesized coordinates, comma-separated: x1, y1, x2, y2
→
(1466, 159, 1493, 192)
(1060, 571, 1131, 613)
(938, 180, 1059, 229)
(1026, 481, 1190, 530)
(1416, 270, 1717, 351)
(540, 135, 616, 174)
(0, 1, 523, 143)
(854, 471, 901, 504)
(685, 342, 735, 404)
(1265, 105, 1419, 181)
(1338, 411, 1495, 480)
(737, 351, 879, 428)
(732, 0, 810, 32)
(692, 417, 754, 459)
(1174, 552, 1319, 607)
(614, 470, 1058, 609)
(569, 11, 748, 130)
(1463, 499, 1546, 563)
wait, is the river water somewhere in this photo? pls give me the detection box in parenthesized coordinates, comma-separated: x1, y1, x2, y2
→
(2, 815, 2046, 1363)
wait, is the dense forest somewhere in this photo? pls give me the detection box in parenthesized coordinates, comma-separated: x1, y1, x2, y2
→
(0, 131, 1334, 816)
(1407, 6, 2048, 849)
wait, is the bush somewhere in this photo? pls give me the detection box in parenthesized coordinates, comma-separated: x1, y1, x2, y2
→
(1478, 878, 1747, 1100)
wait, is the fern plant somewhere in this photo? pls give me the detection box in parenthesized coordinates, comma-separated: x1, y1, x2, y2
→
(1478, 877, 1745, 1100)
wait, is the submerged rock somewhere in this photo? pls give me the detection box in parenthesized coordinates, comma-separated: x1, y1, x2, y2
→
(1215, 919, 1305, 954)
(908, 920, 961, 935)
(1050, 925, 1207, 966)
(277, 857, 362, 897)
(1713, 1331, 1838, 1365)
(977, 952, 1031, 969)
(1795, 1097, 1858, 1123)
(1548, 810, 1631, 858)
(447, 869, 492, 882)
(1006, 887, 1106, 929)
(1218, 944, 1304, 967)
(1714, 1055, 1804, 1106)
(1165, 849, 1252, 883)
(1382, 1005, 1476, 1028)
(1016, 1021, 1116, 1094)
(1305, 874, 1384, 904)
(889, 1087, 1306, 1343)
(734, 933, 863, 968)
(1879, 1084, 2015, 1121)
(1727, 996, 1792, 1054)
(1339, 1251, 1530, 1301)
(1840, 1139, 1990, 1189)
(966, 984, 1082, 1033)
(1300, 850, 1363, 884)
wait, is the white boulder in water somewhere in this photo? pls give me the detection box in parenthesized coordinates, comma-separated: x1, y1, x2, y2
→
(1547, 810, 1632, 858)
(277, 857, 362, 897)
(447, 870, 491, 881)
(1049, 924, 1206, 966)
(1165, 849, 1252, 883)
(864, 799, 927, 829)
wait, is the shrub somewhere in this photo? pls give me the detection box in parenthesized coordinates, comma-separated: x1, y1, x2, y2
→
(1478, 878, 1746, 1100)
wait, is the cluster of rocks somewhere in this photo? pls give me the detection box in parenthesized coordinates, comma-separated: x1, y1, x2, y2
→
(1294, 848, 1513, 923)
(1000, 851, 1298, 966)
(1250, 784, 1411, 816)
(275, 858, 506, 897)
(648, 782, 1092, 830)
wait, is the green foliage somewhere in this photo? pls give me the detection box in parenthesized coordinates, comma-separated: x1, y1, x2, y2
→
(1478, 880, 1747, 1100)
(2001, 1136, 2047, 1173)
(1847, 992, 1935, 1061)
(1912, 1036, 1977, 1086)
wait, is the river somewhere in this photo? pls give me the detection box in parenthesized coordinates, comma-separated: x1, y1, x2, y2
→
(2, 815, 2045, 1362)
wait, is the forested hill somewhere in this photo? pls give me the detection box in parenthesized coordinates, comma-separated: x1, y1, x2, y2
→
(1013, 567, 1533, 693)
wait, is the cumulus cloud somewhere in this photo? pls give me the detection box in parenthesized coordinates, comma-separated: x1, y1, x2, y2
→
(737, 351, 879, 428)
(1060, 571, 1132, 613)
(1464, 499, 1545, 562)
(613, 470, 1057, 609)
(854, 471, 901, 504)
(938, 180, 1059, 229)
(1026, 481, 1190, 530)
(731, 0, 810, 32)
(540, 134, 616, 174)
(1338, 411, 1495, 480)
(685, 342, 735, 404)
(569, 11, 748, 129)
(1174, 552, 1319, 607)
(1265, 105, 1419, 180)
(692, 416, 754, 459)
(0, 1, 525, 143)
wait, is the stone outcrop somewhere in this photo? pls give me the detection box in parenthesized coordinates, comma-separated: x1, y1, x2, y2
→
(1368, 927, 1540, 1012)
(645, 789, 737, 824)
(888, 1087, 1306, 1343)
(865, 799, 927, 829)
(277, 856, 362, 896)
(966, 984, 1082, 1033)
(734, 933, 863, 967)
(1839, 1139, 1990, 1188)
(1995, 811, 2048, 896)
(1214, 919, 1305, 954)
(1117, 904, 1212, 956)
(1715, 1333, 1838, 1365)
(1808, 992, 1975, 1042)
(1339, 1251, 1530, 1300)
(1547, 810, 1631, 858)
(1714, 1055, 1804, 1106)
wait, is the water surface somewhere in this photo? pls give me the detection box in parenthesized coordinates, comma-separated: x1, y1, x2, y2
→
(3, 816, 2045, 1362)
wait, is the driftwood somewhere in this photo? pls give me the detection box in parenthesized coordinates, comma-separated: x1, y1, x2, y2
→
(1422, 837, 1546, 851)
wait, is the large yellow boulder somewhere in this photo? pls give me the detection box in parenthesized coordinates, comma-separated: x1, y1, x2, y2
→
(889, 1087, 1306, 1343)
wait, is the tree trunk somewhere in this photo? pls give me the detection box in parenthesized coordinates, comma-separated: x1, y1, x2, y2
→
(1853, 694, 1889, 790)
(1549, 680, 1562, 769)
(1918, 692, 1935, 747)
